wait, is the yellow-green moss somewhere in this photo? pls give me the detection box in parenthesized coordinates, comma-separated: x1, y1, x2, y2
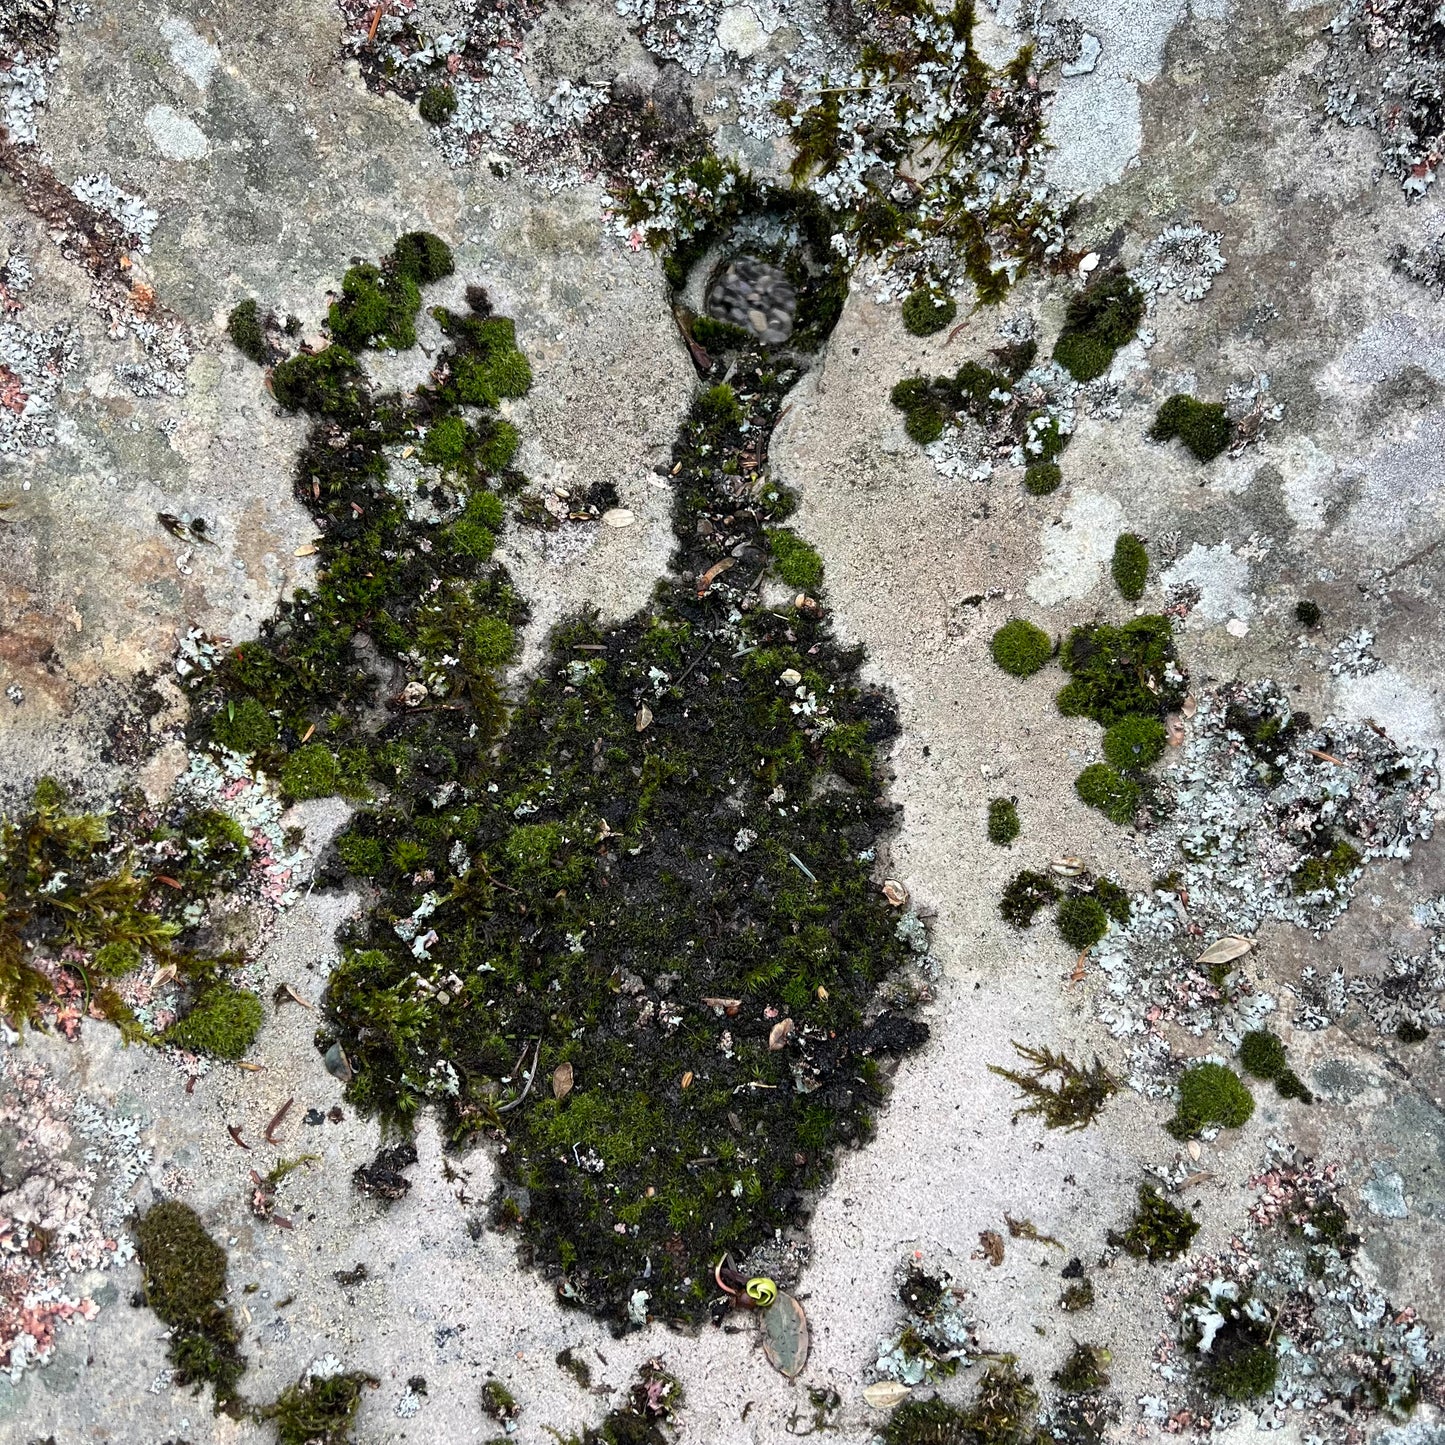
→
(991, 618, 1052, 677)
(1167, 1061, 1254, 1139)
(768, 528, 824, 591)
(164, 984, 264, 1060)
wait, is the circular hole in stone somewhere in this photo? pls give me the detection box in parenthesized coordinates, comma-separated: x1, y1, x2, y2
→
(705, 254, 797, 345)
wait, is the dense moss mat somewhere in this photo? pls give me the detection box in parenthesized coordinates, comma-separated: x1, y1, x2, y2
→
(1052, 267, 1144, 382)
(135, 1201, 246, 1412)
(1167, 1061, 1255, 1139)
(1150, 394, 1231, 461)
(1110, 1183, 1199, 1261)
(213, 222, 926, 1325)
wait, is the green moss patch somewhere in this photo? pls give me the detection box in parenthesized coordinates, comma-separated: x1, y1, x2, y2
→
(1111, 532, 1148, 601)
(1292, 837, 1362, 897)
(418, 83, 458, 125)
(883, 1360, 1040, 1445)
(1052, 268, 1144, 381)
(1150, 394, 1232, 461)
(768, 528, 824, 591)
(1056, 616, 1183, 727)
(1024, 460, 1061, 495)
(226, 299, 269, 366)
(989, 1042, 1117, 1130)
(267, 1370, 376, 1444)
(163, 984, 264, 1060)
(991, 618, 1052, 677)
(1074, 763, 1140, 826)
(1111, 1183, 1199, 1261)
(1238, 1028, 1312, 1104)
(1167, 1061, 1254, 1139)
(1101, 715, 1166, 771)
(1057, 893, 1109, 949)
(135, 1201, 246, 1412)
(901, 288, 956, 336)
(1000, 868, 1059, 927)
(987, 797, 1020, 845)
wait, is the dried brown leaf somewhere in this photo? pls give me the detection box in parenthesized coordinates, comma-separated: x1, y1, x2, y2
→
(552, 1061, 574, 1101)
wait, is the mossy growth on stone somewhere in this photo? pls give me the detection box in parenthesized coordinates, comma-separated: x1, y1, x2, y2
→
(901, 288, 957, 336)
(989, 1042, 1117, 1130)
(1053, 1342, 1110, 1393)
(1024, 460, 1061, 495)
(328, 264, 423, 352)
(135, 1201, 245, 1412)
(1295, 598, 1322, 627)
(270, 344, 367, 419)
(481, 1377, 519, 1422)
(280, 743, 341, 802)
(1111, 1183, 1199, 1261)
(1110, 532, 1148, 601)
(219, 223, 930, 1327)
(1074, 763, 1140, 826)
(1102, 715, 1166, 771)
(883, 1359, 1040, 1445)
(266, 1369, 376, 1444)
(1052, 267, 1144, 382)
(1060, 1276, 1095, 1311)
(888, 359, 1025, 457)
(1056, 616, 1183, 727)
(1182, 1285, 1279, 1403)
(1057, 893, 1109, 950)
(1238, 1028, 1312, 1103)
(226, 298, 269, 366)
(1000, 868, 1059, 927)
(94, 938, 142, 974)
(768, 527, 824, 591)
(163, 983, 264, 1059)
(987, 797, 1020, 845)
(1167, 1061, 1254, 1139)
(1291, 837, 1362, 897)
(0, 779, 180, 1023)
(991, 618, 1053, 677)
(691, 313, 753, 352)
(418, 82, 458, 125)
(1150, 394, 1232, 461)
(211, 696, 277, 754)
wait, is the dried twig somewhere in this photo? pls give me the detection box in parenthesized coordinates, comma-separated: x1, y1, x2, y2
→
(265, 1096, 294, 1145)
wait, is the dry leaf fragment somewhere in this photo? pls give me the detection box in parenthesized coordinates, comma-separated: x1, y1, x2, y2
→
(1309, 748, 1346, 767)
(294, 542, 318, 557)
(702, 997, 742, 1016)
(265, 1097, 294, 1145)
(552, 1062, 574, 1101)
(1166, 713, 1185, 746)
(864, 1381, 911, 1410)
(759, 1291, 810, 1378)
(882, 879, 908, 907)
(976, 1229, 1005, 1267)
(602, 508, 635, 527)
(696, 557, 735, 596)
(1194, 935, 1256, 967)
(681, 1071, 694, 1089)
(227, 1125, 250, 1150)
(1050, 856, 1086, 877)
(768, 1018, 795, 1050)
(281, 984, 315, 1011)
(152, 963, 178, 989)
(235, 1061, 266, 1073)
(636, 704, 653, 732)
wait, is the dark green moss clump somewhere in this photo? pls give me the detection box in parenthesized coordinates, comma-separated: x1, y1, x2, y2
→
(1056, 616, 1183, 727)
(418, 83, 458, 125)
(1102, 715, 1166, 771)
(1000, 869, 1059, 928)
(1238, 1029, 1312, 1104)
(1295, 599, 1322, 627)
(1182, 1286, 1279, 1403)
(1167, 1062, 1254, 1139)
(989, 1042, 1117, 1130)
(226, 299, 269, 366)
(270, 345, 366, 419)
(1024, 460, 1062, 495)
(1053, 1343, 1110, 1393)
(1150, 395, 1231, 462)
(329, 263, 422, 352)
(768, 528, 824, 591)
(883, 1360, 1039, 1445)
(392, 231, 456, 286)
(1292, 838, 1362, 897)
(991, 618, 1052, 677)
(1110, 532, 1148, 601)
(164, 984, 264, 1060)
(901, 288, 956, 336)
(1074, 764, 1140, 826)
(1057, 894, 1109, 950)
(211, 696, 277, 754)
(135, 1201, 245, 1412)
(1060, 1276, 1095, 1311)
(1111, 1183, 1199, 1261)
(1052, 268, 1144, 381)
(267, 1370, 375, 1444)
(987, 797, 1020, 846)
(280, 743, 341, 802)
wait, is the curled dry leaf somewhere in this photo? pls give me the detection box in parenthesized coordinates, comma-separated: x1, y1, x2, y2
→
(882, 879, 908, 907)
(1182, 694, 1197, 718)
(635, 704, 653, 733)
(976, 1229, 1005, 1267)
(702, 996, 742, 1016)
(697, 556, 736, 596)
(1050, 856, 1085, 877)
(1166, 713, 1186, 746)
(681, 1071, 694, 1089)
(552, 1061, 574, 1101)
(294, 542, 318, 557)
(768, 1018, 795, 1051)
(863, 1381, 912, 1411)
(601, 508, 635, 527)
(1194, 935, 1256, 967)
